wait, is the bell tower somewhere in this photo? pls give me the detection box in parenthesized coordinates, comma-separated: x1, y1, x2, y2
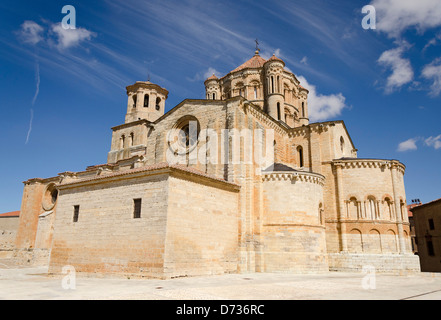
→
(264, 55, 285, 121)
(125, 81, 168, 123)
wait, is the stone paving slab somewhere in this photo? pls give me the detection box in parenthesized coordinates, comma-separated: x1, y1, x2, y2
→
(0, 266, 440, 300)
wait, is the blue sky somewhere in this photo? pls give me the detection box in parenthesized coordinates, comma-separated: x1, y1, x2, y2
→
(0, 0, 440, 212)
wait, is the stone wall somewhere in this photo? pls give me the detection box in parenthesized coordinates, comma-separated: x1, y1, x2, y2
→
(49, 173, 170, 277)
(0, 217, 20, 258)
(164, 175, 239, 278)
(262, 172, 328, 273)
(48, 165, 239, 279)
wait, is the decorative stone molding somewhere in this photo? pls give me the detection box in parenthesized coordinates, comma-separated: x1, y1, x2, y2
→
(332, 159, 405, 173)
(262, 171, 325, 186)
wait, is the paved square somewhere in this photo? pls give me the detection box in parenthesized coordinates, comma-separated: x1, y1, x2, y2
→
(0, 264, 440, 300)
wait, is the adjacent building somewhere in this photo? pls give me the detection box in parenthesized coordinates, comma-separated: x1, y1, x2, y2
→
(411, 198, 441, 272)
(0, 211, 20, 258)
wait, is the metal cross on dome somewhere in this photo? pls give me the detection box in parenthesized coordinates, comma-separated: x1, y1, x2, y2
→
(255, 39, 260, 53)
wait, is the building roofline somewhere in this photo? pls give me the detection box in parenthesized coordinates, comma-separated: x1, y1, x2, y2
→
(410, 198, 441, 212)
(0, 211, 20, 218)
(57, 162, 241, 192)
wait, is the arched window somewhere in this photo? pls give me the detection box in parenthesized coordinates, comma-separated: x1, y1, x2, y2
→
(155, 97, 161, 111)
(120, 135, 125, 149)
(383, 197, 393, 220)
(277, 76, 280, 93)
(144, 94, 149, 108)
(212, 93, 216, 100)
(133, 95, 137, 108)
(277, 102, 281, 120)
(271, 76, 275, 94)
(368, 196, 377, 220)
(348, 197, 359, 219)
(297, 146, 304, 168)
(301, 102, 305, 117)
(129, 133, 134, 147)
(254, 86, 258, 99)
(340, 137, 345, 153)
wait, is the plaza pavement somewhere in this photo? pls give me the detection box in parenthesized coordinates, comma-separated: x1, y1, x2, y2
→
(0, 262, 440, 300)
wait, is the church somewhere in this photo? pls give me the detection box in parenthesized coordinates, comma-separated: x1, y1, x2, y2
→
(14, 49, 420, 278)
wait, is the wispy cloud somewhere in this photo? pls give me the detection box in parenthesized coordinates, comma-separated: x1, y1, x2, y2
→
(377, 43, 414, 93)
(370, 0, 441, 38)
(297, 75, 348, 122)
(397, 135, 441, 151)
(15, 21, 44, 45)
(187, 67, 220, 83)
(425, 135, 441, 149)
(397, 137, 419, 152)
(49, 23, 96, 51)
(423, 32, 441, 51)
(421, 57, 441, 96)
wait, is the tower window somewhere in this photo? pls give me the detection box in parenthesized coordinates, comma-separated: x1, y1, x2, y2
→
(302, 102, 305, 117)
(212, 93, 216, 100)
(73, 205, 80, 223)
(133, 198, 142, 219)
(156, 97, 161, 111)
(271, 76, 275, 94)
(254, 86, 258, 99)
(129, 133, 134, 147)
(144, 94, 149, 108)
(120, 135, 125, 149)
(297, 146, 304, 168)
(133, 95, 137, 108)
(277, 102, 281, 120)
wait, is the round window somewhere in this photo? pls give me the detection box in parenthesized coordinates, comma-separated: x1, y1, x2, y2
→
(168, 117, 200, 155)
(42, 183, 58, 211)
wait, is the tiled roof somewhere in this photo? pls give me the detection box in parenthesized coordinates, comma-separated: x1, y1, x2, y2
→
(266, 54, 284, 64)
(205, 74, 218, 81)
(0, 211, 20, 218)
(230, 54, 267, 73)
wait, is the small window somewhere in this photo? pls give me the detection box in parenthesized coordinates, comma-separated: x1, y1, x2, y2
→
(302, 102, 305, 117)
(277, 102, 281, 120)
(73, 205, 80, 223)
(133, 199, 142, 219)
(429, 219, 435, 230)
(144, 94, 149, 108)
(427, 240, 435, 256)
(297, 146, 304, 168)
(155, 97, 161, 111)
(340, 137, 345, 153)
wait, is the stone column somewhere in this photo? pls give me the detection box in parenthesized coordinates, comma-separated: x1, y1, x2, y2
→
(391, 163, 406, 254)
(335, 163, 348, 252)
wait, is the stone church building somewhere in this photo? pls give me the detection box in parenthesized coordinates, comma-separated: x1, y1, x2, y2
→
(14, 49, 420, 278)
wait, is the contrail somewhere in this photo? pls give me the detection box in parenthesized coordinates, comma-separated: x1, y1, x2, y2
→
(26, 59, 39, 144)
(31, 61, 40, 106)
(25, 108, 34, 145)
